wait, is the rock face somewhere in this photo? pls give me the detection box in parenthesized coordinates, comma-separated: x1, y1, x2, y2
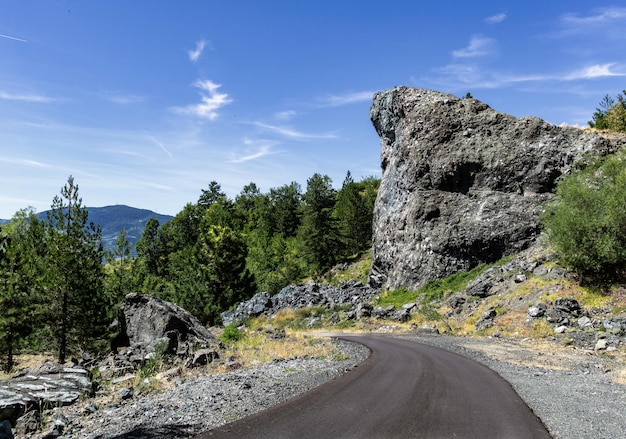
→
(221, 280, 379, 325)
(0, 362, 93, 427)
(368, 86, 621, 290)
(114, 293, 220, 359)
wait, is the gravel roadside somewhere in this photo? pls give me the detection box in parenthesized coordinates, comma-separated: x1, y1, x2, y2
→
(30, 333, 625, 439)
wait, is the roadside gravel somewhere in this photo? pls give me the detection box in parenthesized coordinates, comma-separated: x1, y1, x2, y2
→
(32, 333, 625, 439)
(39, 340, 370, 439)
(399, 333, 626, 439)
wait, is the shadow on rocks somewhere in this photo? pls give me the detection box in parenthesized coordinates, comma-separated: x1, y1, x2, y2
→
(105, 423, 193, 439)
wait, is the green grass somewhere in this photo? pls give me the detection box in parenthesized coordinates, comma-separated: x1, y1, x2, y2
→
(376, 256, 514, 308)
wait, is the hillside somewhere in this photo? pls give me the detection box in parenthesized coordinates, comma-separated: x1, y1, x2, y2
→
(0, 205, 172, 255)
(84, 205, 173, 254)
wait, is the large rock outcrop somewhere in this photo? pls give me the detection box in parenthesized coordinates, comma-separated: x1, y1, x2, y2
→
(114, 293, 220, 360)
(368, 86, 623, 290)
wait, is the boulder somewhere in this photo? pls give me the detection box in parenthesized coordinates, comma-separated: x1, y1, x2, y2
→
(0, 363, 93, 427)
(114, 293, 220, 359)
(368, 86, 621, 290)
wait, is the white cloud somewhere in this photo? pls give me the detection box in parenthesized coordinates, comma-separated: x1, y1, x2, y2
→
(274, 110, 297, 120)
(188, 39, 207, 62)
(320, 91, 374, 107)
(485, 13, 507, 24)
(561, 7, 626, 26)
(452, 36, 496, 58)
(107, 93, 144, 104)
(563, 63, 625, 80)
(0, 91, 55, 103)
(428, 62, 625, 90)
(252, 122, 337, 140)
(230, 140, 280, 163)
(171, 79, 232, 121)
(0, 33, 27, 43)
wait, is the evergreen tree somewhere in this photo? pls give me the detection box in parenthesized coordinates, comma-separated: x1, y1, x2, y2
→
(334, 171, 373, 256)
(298, 173, 340, 275)
(45, 176, 107, 363)
(104, 229, 134, 321)
(0, 209, 44, 372)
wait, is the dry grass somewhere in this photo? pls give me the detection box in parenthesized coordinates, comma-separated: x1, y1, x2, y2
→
(0, 353, 55, 379)
(219, 331, 337, 371)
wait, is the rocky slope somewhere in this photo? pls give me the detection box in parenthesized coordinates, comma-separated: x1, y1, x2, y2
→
(368, 86, 624, 291)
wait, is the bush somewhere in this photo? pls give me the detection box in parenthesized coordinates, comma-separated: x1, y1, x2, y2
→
(220, 322, 245, 344)
(541, 151, 626, 283)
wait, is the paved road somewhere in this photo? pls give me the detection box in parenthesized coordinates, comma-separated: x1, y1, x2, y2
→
(198, 335, 551, 439)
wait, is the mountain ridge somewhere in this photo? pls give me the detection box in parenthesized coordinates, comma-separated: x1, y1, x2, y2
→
(1, 205, 173, 255)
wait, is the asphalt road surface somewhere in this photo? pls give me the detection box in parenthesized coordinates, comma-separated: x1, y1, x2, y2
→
(198, 334, 552, 439)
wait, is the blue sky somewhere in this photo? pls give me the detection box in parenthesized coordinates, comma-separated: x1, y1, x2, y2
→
(1, 1, 625, 218)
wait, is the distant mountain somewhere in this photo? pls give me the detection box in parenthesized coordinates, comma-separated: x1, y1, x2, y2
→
(1, 205, 173, 255)
(84, 205, 173, 255)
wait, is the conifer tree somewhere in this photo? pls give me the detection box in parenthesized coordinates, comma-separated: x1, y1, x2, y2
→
(0, 209, 44, 372)
(45, 176, 106, 363)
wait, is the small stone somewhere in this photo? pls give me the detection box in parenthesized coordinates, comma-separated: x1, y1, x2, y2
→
(118, 387, 133, 400)
(595, 339, 608, 351)
(577, 316, 592, 329)
(554, 325, 567, 334)
(528, 304, 547, 318)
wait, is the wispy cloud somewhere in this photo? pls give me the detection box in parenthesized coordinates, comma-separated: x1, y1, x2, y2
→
(274, 110, 297, 120)
(561, 7, 626, 26)
(320, 91, 374, 107)
(562, 63, 625, 80)
(429, 62, 625, 90)
(452, 36, 497, 58)
(107, 93, 144, 104)
(148, 136, 174, 159)
(0, 157, 50, 168)
(229, 139, 281, 163)
(0, 91, 55, 103)
(188, 39, 207, 62)
(485, 13, 507, 24)
(252, 122, 337, 140)
(171, 79, 232, 121)
(0, 33, 27, 43)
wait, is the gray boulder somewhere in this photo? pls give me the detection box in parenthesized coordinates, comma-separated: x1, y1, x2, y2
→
(0, 363, 93, 427)
(114, 293, 220, 360)
(368, 86, 622, 290)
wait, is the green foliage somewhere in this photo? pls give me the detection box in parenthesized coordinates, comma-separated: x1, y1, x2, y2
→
(589, 91, 626, 132)
(376, 287, 419, 307)
(0, 209, 45, 372)
(418, 263, 493, 301)
(298, 173, 341, 276)
(541, 151, 626, 283)
(45, 176, 108, 363)
(220, 322, 245, 344)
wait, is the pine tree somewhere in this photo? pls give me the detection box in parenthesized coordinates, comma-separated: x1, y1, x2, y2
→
(45, 176, 106, 363)
(298, 173, 340, 275)
(0, 209, 44, 372)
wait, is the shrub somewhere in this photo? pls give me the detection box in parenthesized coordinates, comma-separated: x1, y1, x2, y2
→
(220, 322, 245, 344)
(541, 151, 626, 283)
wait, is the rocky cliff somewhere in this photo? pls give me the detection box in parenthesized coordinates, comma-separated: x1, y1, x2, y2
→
(368, 86, 623, 291)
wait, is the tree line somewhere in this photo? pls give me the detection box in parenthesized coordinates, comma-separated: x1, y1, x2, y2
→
(0, 172, 379, 371)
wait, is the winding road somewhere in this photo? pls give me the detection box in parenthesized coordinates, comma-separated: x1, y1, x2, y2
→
(198, 335, 551, 439)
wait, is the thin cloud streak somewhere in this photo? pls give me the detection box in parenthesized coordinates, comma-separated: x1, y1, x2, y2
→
(0, 91, 55, 103)
(230, 143, 279, 163)
(252, 122, 337, 140)
(320, 91, 374, 107)
(0, 33, 27, 42)
(561, 7, 626, 26)
(429, 63, 625, 90)
(0, 157, 50, 168)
